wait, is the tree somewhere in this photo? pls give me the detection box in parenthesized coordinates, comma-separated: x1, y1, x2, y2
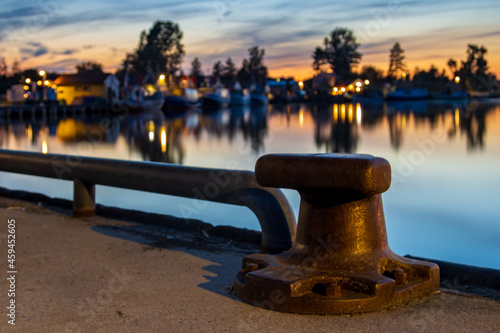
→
(222, 57, 237, 87)
(125, 20, 184, 78)
(455, 44, 490, 90)
(313, 28, 362, 79)
(388, 42, 407, 77)
(447, 58, 457, 77)
(360, 66, 384, 87)
(0, 57, 7, 77)
(247, 46, 268, 88)
(76, 61, 103, 73)
(190, 57, 203, 87)
(11, 58, 20, 75)
(212, 60, 223, 82)
(312, 45, 328, 72)
(412, 65, 449, 92)
(237, 59, 251, 88)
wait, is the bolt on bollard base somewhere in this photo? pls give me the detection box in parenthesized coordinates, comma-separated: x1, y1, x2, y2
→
(234, 153, 439, 314)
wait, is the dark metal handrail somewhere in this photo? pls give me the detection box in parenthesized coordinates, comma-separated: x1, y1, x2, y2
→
(0, 149, 296, 253)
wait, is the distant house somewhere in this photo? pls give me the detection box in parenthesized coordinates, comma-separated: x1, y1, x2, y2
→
(312, 72, 337, 95)
(53, 72, 120, 105)
(6, 85, 26, 103)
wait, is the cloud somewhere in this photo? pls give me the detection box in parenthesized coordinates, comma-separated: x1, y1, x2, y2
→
(466, 30, 500, 39)
(19, 41, 49, 57)
(39, 58, 81, 73)
(53, 49, 79, 55)
(0, 6, 39, 19)
(0, 1, 208, 43)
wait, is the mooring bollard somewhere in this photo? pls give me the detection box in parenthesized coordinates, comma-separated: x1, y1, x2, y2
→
(234, 153, 439, 314)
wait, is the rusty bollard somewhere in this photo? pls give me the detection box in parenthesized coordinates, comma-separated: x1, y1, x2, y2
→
(234, 153, 439, 314)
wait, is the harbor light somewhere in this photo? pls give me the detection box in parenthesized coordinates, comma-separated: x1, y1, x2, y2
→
(341, 87, 346, 92)
(298, 81, 304, 89)
(39, 70, 45, 77)
(42, 141, 48, 154)
(356, 103, 362, 126)
(333, 87, 338, 92)
(161, 127, 167, 153)
(159, 74, 165, 80)
(364, 80, 370, 85)
(44, 80, 50, 86)
(402, 73, 407, 78)
(37, 80, 42, 86)
(356, 82, 362, 87)
(455, 76, 460, 84)
(25, 78, 31, 84)
(356, 87, 361, 92)
(23, 93, 29, 99)
(23, 85, 29, 91)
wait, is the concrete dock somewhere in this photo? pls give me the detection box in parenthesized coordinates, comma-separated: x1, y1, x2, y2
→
(0, 196, 499, 332)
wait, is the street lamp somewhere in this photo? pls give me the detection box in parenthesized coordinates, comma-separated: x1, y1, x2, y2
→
(298, 81, 304, 90)
(454, 76, 460, 84)
(39, 70, 46, 101)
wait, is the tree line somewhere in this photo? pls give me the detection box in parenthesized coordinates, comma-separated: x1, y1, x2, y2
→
(313, 27, 495, 92)
(0, 21, 496, 95)
(117, 20, 268, 90)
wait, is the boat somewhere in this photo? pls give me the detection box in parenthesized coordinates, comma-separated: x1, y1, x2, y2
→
(163, 88, 200, 113)
(432, 90, 468, 100)
(121, 86, 164, 113)
(250, 90, 269, 106)
(386, 88, 429, 101)
(352, 90, 384, 104)
(250, 83, 271, 106)
(201, 87, 230, 111)
(230, 82, 251, 105)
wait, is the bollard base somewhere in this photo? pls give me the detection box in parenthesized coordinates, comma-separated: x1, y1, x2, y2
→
(234, 251, 439, 315)
(237, 153, 441, 314)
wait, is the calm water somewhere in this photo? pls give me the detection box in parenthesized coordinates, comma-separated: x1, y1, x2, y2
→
(1, 99, 500, 269)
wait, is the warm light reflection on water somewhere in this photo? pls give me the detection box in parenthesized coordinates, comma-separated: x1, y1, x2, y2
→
(1, 100, 500, 269)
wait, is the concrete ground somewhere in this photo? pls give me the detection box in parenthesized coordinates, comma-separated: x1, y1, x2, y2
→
(0, 197, 499, 333)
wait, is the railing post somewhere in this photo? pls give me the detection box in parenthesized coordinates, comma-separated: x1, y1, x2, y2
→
(73, 179, 95, 217)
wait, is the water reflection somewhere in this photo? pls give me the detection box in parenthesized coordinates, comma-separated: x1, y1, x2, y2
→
(122, 110, 186, 164)
(312, 104, 359, 153)
(0, 100, 498, 161)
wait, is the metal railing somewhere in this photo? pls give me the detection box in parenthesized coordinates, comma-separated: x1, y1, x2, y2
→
(0, 149, 296, 253)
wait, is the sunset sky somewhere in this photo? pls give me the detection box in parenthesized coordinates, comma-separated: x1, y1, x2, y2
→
(0, 0, 499, 80)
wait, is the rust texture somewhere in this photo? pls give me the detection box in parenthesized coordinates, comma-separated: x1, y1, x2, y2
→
(234, 153, 440, 314)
